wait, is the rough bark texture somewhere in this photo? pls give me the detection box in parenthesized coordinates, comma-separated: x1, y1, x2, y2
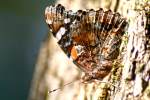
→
(28, 0, 150, 100)
(114, 1, 150, 100)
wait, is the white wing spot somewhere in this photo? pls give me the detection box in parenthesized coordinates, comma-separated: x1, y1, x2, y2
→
(56, 27, 66, 41)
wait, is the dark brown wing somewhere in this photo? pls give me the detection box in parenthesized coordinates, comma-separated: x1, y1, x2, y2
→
(45, 4, 127, 80)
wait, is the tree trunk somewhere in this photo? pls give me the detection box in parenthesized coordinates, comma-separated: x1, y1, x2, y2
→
(28, 0, 150, 100)
(114, 1, 150, 99)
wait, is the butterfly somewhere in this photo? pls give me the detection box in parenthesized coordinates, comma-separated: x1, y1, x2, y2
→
(45, 4, 127, 81)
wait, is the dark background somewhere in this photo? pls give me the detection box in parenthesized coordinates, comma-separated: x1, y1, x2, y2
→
(0, 0, 55, 100)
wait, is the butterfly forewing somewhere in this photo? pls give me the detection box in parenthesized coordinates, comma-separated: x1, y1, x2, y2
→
(45, 4, 127, 81)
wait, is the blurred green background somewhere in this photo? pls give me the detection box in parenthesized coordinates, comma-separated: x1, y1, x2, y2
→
(0, 0, 55, 100)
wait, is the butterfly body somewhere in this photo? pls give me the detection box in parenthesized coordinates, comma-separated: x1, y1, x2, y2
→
(45, 4, 127, 81)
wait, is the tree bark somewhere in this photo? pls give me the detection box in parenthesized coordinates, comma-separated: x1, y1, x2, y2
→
(114, 0, 150, 99)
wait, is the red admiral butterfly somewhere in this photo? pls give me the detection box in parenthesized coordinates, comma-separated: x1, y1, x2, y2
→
(45, 4, 127, 81)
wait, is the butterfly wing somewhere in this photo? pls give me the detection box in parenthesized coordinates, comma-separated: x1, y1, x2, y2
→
(45, 4, 127, 80)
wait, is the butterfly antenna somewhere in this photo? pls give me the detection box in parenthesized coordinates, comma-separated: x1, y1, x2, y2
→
(48, 79, 79, 94)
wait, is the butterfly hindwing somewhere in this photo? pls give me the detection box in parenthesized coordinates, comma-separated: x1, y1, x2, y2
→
(45, 4, 127, 81)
